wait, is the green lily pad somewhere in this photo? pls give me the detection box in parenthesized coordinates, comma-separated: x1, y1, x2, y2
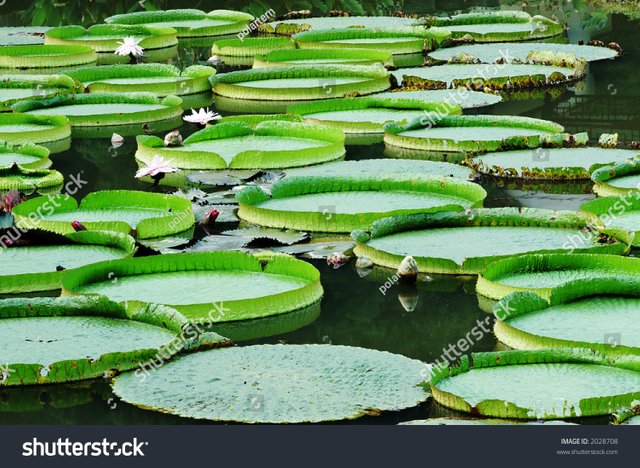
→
(392, 63, 578, 89)
(112, 344, 429, 423)
(401, 418, 575, 425)
(288, 96, 461, 134)
(135, 120, 345, 170)
(212, 36, 295, 57)
(493, 281, 640, 361)
(0, 27, 47, 46)
(429, 42, 619, 63)
(284, 158, 473, 180)
(44, 24, 178, 55)
(592, 159, 640, 197)
(209, 65, 391, 101)
(12, 190, 195, 239)
(0, 114, 71, 147)
(12, 92, 183, 128)
(384, 115, 564, 155)
(259, 15, 425, 35)
(293, 27, 451, 55)
(469, 147, 638, 180)
(237, 175, 487, 233)
(580, 196, 640, 246)
(0, 45, 97, 69)
(0, 231, 136, 294)
(428, 11, 563, 42)
(0, 296, 185, 386)
(0, 142, 51, 170)
(372, 89, 502, 108)
(63, 64, 214, 96)
(430, 349, 640, 419)
(105, 9, 254, 38)
(352, 208, 628, 275)
(0, 74, 80, 111)
(254, 48, 394, 68)
(477, 254, 640, 301)
(62, 251, 323, 323)
(0, 164, 62, 190)
(221, 227, 309, 246)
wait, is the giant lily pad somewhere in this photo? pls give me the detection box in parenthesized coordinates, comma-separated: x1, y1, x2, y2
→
(351, 208, 628, 275)
(212, 37, 295, 58)
(384, 115, 564, 156)
(430, 349, 640, 419)
(237, 175, 486, 233)
(44, 24, 178, 56)
(0, 27, 48, 46)
(469, 147, 639, 180)
(63, 64, 214, 96)
(136, 120, 345, 171)
(0, 45, 97, 69)
(592, 159, 640, 197)
(493, 280, 640, 362)
(254, 48, 394, 68)
(372, 89, 502, 108)
(0, 231, 136, 294)
(580, 196, 640, 246)
(0, 74, 80, 111)
(0, 142, 51, 170)
(105, 9, 254, 37)
(209, 65, 391, 101)
(112, 344, 429, 423)
(288, 97, 461, 135)
(477, 253, 640, 301)
(0, 114, 71, 152)
(401, 418, 575, 425)
(0, 296, 185, 386)
(259, 15, 425, 35)
(427, 11, 563, 42)
(284, 158, 473, 180)
(293, 27, 451, 55)
(429, 42, 619, 64)
(12, 190, 195, 239)
(392, 62, 579, 89)
(0, 164, 62, 190)
(12, 92, 183, 128)
(62, 251, 323, 323)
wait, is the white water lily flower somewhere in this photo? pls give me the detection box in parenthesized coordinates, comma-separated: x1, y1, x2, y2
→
(183, 108, 221, 126)
(135, 155, 178, 179)
(115, 36, 144, 58)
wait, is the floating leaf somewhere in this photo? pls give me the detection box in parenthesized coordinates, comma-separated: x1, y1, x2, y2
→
(0, 44, 96, 69)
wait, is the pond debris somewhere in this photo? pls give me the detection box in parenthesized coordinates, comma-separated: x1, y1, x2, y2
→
(397, 256, 418, 284)
(183, 108, 221, 127)
(163, 129, 183, 147)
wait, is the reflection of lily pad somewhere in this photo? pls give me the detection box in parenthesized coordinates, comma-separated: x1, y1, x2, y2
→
(469, 147, 638, 180)
(105, 9, 254, 38)
(352, 208, 627, 275)
(430, 349, 640, 419)
(0, 45, 96, 69)
(0, 231, 136, 294)
(64, 64, 214, 96)
(113, 344, 429, 423)
(136, 120, 345, 170)
(237, 175, 487, 233)
(13, 190, 194, 239)
(63, 251, 323, 323)
(477, 253, 640, 301)
(13, 92, 183, 128)
(0, 296, 182, 386)
(209, 65, 391, 101)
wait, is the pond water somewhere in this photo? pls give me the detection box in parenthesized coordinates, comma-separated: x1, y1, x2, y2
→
(0, 0, 637, 424)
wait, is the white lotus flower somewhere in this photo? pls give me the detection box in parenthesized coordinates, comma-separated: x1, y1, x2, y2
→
(115, 36, 144, 58)
(183, 108, 221, 126)
(135, 155, 178, 179)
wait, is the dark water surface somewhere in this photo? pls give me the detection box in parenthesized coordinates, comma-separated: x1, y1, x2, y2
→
(0, 0, 637, 424)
